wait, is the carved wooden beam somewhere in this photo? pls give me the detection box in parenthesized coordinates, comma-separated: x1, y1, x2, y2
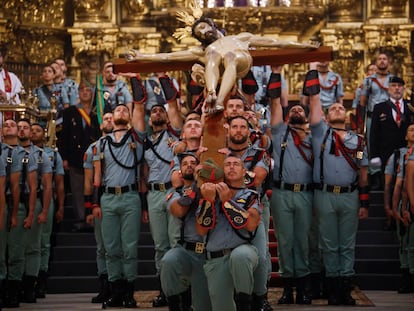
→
(113, 46, 332, 73)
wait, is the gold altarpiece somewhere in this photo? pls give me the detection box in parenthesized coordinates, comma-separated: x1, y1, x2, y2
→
(0, 0, 413, 105)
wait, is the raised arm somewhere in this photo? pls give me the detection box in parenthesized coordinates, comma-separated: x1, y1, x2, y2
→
(305, 63, 323, 125)
(267, 67, 283, 126)
(246, 34, 319, 49)
(126, 48, 203, 63)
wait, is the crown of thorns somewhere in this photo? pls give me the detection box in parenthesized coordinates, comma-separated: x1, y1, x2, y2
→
(173, 0, 204, 41)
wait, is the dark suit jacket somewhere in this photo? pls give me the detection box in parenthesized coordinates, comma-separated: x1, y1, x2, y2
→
(60, 105, 100, 169)
(370, 99, 413, 167)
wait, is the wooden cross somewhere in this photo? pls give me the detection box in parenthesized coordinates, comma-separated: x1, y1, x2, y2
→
(114, 46, 332, 184)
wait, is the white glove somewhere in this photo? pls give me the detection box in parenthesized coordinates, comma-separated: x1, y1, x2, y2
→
(370, 157, 382, 167)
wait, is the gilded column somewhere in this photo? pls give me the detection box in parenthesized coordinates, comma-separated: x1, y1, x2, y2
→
(69, 0, 119, 85)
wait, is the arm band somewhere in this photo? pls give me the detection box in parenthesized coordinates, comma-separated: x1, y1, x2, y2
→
(159, 76, 179, 100)
(130, 75, 147, 103)
(241, 70, 259, 95)
(266, 73, 281, 99)
(358, 185, 370, 209)
(302, 70, 320, 96)
(84, 195, 93, 216)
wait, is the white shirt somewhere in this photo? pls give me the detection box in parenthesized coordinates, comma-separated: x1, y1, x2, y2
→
(0, 69, 23, 104)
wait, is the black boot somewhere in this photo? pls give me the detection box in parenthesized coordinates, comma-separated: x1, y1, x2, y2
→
(102, 279, 124, 309)
(398, 268, 413, 293)
(35, 270, 48, 299)
(252, 293, 273, 311)
(310, 272, 322, 299)
(153, 277, 168, 307)
(327, 277, 341, 305)
(236, 292, 252, 311)
(277, 278, 294, 304)
(167, 288, 192, 311)
(0, 279, 4, 310)
(21, 275, 37, 303)
(341, 277, 356, 306)
(5, 280, 20, 308)
(123, 281, 138, 308)
(91, 274, 111, 303)
(295, 275, 312, 305)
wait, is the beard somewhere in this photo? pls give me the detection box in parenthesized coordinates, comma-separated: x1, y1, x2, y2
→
(151, 119, 167, 126)
(106, 77, 117, 85)
(102, 126, 113, 134)
(329, 117, 346, 126)
(18, 136, 30, 143)
(289, 115, 306, 125)
(230, 134, 248, 145)
(200, 30, 219, 46)
(182, 172, 195, 181)
(114, 118, 129, 126)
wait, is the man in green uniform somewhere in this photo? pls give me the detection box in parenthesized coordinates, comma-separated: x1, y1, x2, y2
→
(17, 119, 53, 303)
(94, 99, 146, 308)
(307, 64, 369, 305)
(197, 154, 261, 311)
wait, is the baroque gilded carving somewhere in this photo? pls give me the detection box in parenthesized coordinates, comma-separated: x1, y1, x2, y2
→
(328, 0, 363, 22)
(73, 0, 110, 22)
(0, 0, 412, 98)
(119, 0, 153, 25)
(370, 0, 408, 18)
(3, 0, 65, 27)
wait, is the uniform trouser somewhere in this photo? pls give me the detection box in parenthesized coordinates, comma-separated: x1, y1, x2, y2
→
(204, 244, 258, 311)
(308, 208, 323, 274)
(101, 191, 141, 282)
(251, 221, 268, 296)
(40, 200, 54, 272)
(8, 202, 30, 280)
(397, 203, 409, 269)
(261, 196, 272, 280)
(160, 245, 211, 311)
(271, 188, 312, 278)
(69, 166, 85, 221)
(0, 207, 8, 280)
(148, 189, 180, 274)
(314, 189, 359, 277)
(365, 117, 380, 175)
(94, 217, 107, 276)
(405, 222, 414, 274)
(24, 199, 43, 277)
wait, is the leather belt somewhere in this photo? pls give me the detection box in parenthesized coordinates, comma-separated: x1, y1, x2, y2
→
(206, 248, 233, 260)
(314, 183, 357, 194)
(149, 182, 172, 192)
(178, 241, 205, 254)
(273, 181, 313, 192)
(105, 184, 138, 195)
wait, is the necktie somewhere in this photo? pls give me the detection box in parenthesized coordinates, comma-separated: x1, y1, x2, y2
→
(395, 100, 401, 124)
(395, 100, 401, 126)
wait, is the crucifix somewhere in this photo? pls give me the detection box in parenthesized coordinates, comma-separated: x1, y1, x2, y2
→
(113, 2, 332, 185)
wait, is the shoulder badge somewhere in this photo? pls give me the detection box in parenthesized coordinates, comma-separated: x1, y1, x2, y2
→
(262, 151, 270, 166)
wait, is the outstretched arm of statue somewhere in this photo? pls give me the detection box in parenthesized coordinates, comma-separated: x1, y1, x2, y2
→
(246, 34, 319, 49)
(126, 48, 203, 62)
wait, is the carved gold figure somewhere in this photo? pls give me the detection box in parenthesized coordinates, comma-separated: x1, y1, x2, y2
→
(127, 14, 318, 113)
